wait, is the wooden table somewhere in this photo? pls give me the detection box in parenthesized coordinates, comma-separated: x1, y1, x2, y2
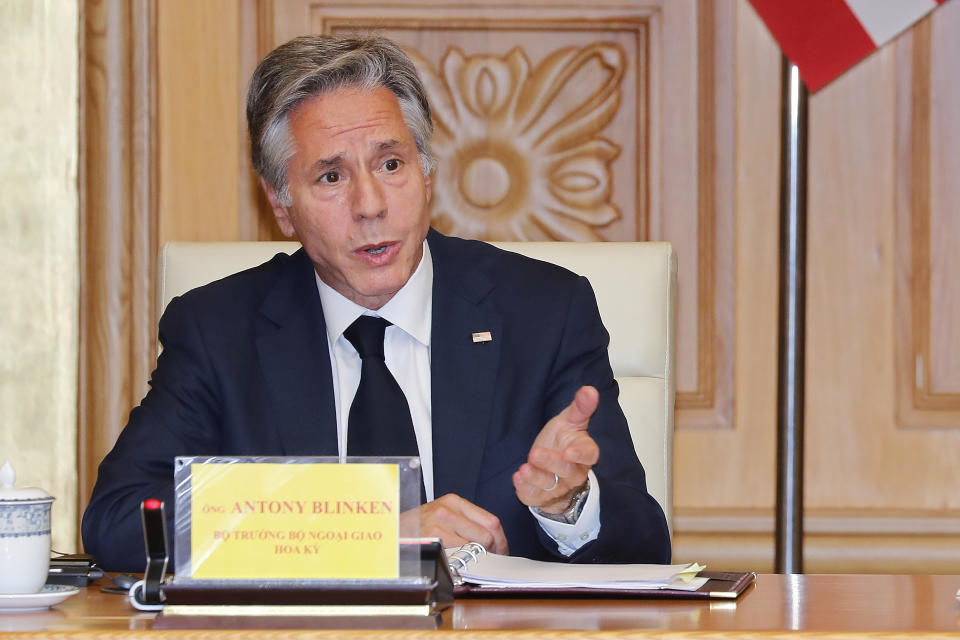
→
(3, 574, 960, 638)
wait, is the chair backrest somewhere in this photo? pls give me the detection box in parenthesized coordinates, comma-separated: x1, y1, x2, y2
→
(159, 240, 677, 532)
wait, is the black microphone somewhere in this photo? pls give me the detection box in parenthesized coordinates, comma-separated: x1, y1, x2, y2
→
(133, 498, 168, 607)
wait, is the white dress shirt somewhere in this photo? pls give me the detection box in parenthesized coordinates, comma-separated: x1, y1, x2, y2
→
(315, 240, 600, 555)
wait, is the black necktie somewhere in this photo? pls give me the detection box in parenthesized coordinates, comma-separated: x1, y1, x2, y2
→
(345, 316, 419, 459)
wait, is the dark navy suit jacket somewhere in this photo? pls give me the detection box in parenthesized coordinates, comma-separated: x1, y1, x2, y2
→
(82, 230, 670, 571)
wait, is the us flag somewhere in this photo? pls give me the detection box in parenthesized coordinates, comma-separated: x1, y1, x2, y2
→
(748, 0, 953, 91)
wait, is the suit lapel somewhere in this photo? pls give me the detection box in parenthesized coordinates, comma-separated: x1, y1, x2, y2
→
(256, 249, 339, 455)
(429, 234, 502, 501)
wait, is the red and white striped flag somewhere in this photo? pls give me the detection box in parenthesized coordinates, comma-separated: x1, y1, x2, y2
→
(748, 0, 952, 92)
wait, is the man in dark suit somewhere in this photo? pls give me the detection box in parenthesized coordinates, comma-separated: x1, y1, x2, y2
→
(82, 35, 670, 572)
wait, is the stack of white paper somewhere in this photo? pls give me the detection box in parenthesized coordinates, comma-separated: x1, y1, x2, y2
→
(447, 548, 707, 591)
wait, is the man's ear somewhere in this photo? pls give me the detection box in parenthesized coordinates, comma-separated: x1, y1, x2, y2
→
(260, 177, 296, 238)
(424, 173, 432, 204)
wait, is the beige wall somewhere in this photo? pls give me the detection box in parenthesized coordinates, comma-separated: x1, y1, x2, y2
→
(0, 1, 79, 551)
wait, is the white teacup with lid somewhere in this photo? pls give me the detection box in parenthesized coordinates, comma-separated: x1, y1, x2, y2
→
(0, 460, 55, 594)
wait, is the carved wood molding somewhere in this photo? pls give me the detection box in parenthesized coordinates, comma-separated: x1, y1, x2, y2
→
(895, 16, 960, 428)
(677, 529, 960, 574)
(676, 0, 733, 429)
(676, 507, 960, 535)
(242, 0, 284, 240)
(78, 0, 158, 532)
(674, 507, 960, 572)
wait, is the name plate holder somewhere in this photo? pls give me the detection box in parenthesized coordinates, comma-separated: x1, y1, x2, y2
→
(153, 456, 452, 630)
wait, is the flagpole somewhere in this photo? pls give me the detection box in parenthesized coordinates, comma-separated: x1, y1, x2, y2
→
(775, 57, 808, 574)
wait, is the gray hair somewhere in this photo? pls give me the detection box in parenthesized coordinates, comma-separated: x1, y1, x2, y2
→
(247, 34, 436, 206)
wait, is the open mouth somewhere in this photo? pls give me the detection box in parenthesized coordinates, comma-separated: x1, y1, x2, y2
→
(355, 242, 397, 262)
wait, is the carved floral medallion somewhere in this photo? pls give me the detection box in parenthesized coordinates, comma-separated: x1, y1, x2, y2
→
(411, 43, 626, 241)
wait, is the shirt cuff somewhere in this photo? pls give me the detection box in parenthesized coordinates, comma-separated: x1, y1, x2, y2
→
(529, 469, 601, 556)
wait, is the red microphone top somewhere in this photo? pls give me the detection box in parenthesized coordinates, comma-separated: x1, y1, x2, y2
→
(143, 498, 163, 511)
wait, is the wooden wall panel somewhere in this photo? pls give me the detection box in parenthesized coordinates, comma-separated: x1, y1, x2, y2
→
(157, 0, 242, 243)
(155, 0, 281, 245)
(681, 0, 735, 432)
(894, 8, 960, 427)
(673, 0, 781, 571)
(806, 15, 960, 505)
(79, 0, 960, 571)
(927, 6, 960, 399)
(804, 3, 960, 571)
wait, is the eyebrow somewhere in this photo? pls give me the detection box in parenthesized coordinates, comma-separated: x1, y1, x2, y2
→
(308, 139, 405, 174)
(375, 139, 402, 152)
(310, 153, 344, 174)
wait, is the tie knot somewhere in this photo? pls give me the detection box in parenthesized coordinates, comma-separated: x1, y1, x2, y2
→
(344, 315, 391, 359)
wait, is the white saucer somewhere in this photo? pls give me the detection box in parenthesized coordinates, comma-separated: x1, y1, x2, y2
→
(0, 585, 79, 612)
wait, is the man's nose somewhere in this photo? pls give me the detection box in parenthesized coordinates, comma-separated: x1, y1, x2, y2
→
(351, 170, 386, 219)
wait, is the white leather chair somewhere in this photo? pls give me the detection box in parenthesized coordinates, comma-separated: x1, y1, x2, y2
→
(159, 240, 677, 532)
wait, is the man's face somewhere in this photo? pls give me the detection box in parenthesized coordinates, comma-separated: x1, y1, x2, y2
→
(263, 86, 431, 310)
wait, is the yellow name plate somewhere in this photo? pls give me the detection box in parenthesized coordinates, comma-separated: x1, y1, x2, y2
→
(189, 462, 399, 580)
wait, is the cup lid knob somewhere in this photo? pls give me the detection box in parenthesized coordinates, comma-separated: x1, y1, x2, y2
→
(0, 460, 53, 501)
(0, 460, 13, 488)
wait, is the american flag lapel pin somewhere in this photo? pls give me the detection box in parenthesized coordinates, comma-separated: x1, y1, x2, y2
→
(472, 331, 493, 344)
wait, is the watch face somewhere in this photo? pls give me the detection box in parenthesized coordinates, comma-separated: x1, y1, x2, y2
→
(533, 479, 590, 524)
(563, 481, 590, 523)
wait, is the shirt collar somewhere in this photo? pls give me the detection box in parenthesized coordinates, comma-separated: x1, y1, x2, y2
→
(315, 239, 433, 347)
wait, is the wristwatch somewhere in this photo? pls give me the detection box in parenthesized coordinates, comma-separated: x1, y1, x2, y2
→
(534, 477, 591, 525)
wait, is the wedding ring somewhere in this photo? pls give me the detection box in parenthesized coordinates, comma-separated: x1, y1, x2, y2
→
(546, 473, 560, 492)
